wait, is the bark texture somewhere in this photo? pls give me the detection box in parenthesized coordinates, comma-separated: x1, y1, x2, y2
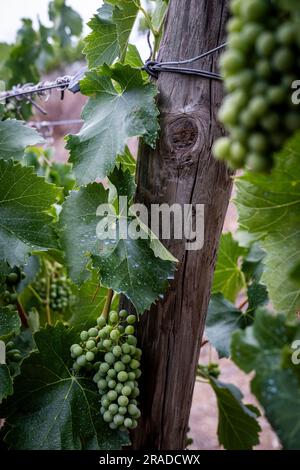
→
(128, 0, 231, 450)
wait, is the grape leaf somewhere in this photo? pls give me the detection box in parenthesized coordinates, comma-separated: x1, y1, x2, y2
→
(235, 132, 300, 318)
(60, 183, 176, 313)
(0, 323, 129, 450)
(212, 233, 247, 302)
(206, 293, 248, 358)
(84, 1, 139, 68)
(0, 120, 44, 161)
(231, 308, 300, 449)
(92, 226, 175, 314)
(0, 307, 21, 340)
(247, 282, 268, 314)
(0, 160, 60, 266)
(0, 364, 13, 404)
(59, 183, 109, 284)
(109, 164, 136, 200)
(210, 378, 261, 450)
(66, 64, 159, 185)
(70, 270, 118, 331)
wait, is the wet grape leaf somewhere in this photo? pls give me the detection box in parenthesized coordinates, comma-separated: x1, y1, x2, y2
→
(0, 120, 44, 161)
(0, 160, 60, 266)
(0, 364, 13, 404)
(0, 307, 21, 340)
(66, 64, 159, 185)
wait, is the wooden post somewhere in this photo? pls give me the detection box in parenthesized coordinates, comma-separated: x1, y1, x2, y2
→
(127, 0, 231, 449)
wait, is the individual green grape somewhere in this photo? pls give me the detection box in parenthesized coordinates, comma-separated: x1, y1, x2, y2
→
(122, 386, 132, 397)
(104, 352, 115, 365)
(76, 355, 87, 367)
(108, 380, 117, 389)
(128, 371, 136, 380)
(88, 327, 98, 338)
(103, 339, 112, 350)
(110, 330, 120, 341)
(112, 345, 122, 357)
(115, 383, 123, 394)
(80, 331, 89, 341)
(121, 354, 131, 365)
(113, 414, 124, 426)
(97, 316, 106, 328)
(241, 0, 270, 21)
(117, 371, 128, 382)
(273, 48, 294, 71)
(86, 351, 95, 362)
(119, 309, 127, 319)
(100, 362, 110, 374)
(127, 336, 137, 346)
(103, 411, 113, 423)
(86, 340, 96, 350)
(109, 310, 119, 324)
(114, 361, 126, 372)
(212, 137, 231, 161)
(118, 406, 127, 416)
(125, 325, 135, 335)
(98, 379, 108, 390)
(121, 343, 131, 354)
(109, 403, 119, 415)
(107, 390, 118, 401)
(124, 418, 133, 428)
(126, 315, 136, 325)
(72, 345, 83, 357)
(128, 404, 139, 417)
(7, 272, 18, 284)
(118, 395, 129, 407)
(135, 369, 142, 379)
(130, 359, 140, 370)
(107, 368, 117, 379)
(256, 32, 276, 56)
(277, 22, 296, 45)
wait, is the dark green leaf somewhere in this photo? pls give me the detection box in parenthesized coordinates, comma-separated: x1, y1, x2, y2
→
(0, 308, 21, 340)
(48, 0, 82, 47)
(0, 120, 44, 161)
(206, 293, 246, 358)
(0, 160, 60, 266)
(236, 132, 300, 318)
(210, 377, 261, 450)
(0, 323, 129, 450)
(231, 308, 300, 449)
(66, 64, 159, 184)
(0, 364, 13, 404)
(59, 183, 109, 284)
(247, 282, 268, 314)
(109, 165, 136, 200)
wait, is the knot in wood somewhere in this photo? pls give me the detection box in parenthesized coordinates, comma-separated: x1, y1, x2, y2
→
(168, 116, 198, 152)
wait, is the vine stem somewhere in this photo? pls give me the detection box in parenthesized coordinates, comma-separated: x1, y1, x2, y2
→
(238, 298, 248, 310)
(28, 285, 44, 304)
(101, 288, 114, 320)
(17, 299, 29, 328)
(45, 261, 52, 325)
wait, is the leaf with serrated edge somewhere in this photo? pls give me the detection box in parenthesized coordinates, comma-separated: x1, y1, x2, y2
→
(84, 1, 139, 68)
(66, 64, 159, 185)
(0, 120, 44, 161)
(210, 377, 261, 450)
(235, 132, 300, 318)
(212, 233, 247, 302)
(231, 308, 300, 449)
(0, 323, 129, 450)
(0, 160, 59, 266)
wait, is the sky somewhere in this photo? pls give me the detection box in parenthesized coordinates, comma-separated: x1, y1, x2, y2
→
(0, 0, 147, 58)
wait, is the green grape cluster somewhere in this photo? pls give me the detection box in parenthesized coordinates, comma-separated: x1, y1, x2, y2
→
(70, 309, 142, 431)
(0, 268, 25, 311)
(34, 275, 74, 312)
(213, 0, 300, 171)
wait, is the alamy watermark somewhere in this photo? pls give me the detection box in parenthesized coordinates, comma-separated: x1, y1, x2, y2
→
(96, 197, 205, 251)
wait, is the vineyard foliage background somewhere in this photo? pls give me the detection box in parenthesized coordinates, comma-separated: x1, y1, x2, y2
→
(0, 0, 299, 450)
